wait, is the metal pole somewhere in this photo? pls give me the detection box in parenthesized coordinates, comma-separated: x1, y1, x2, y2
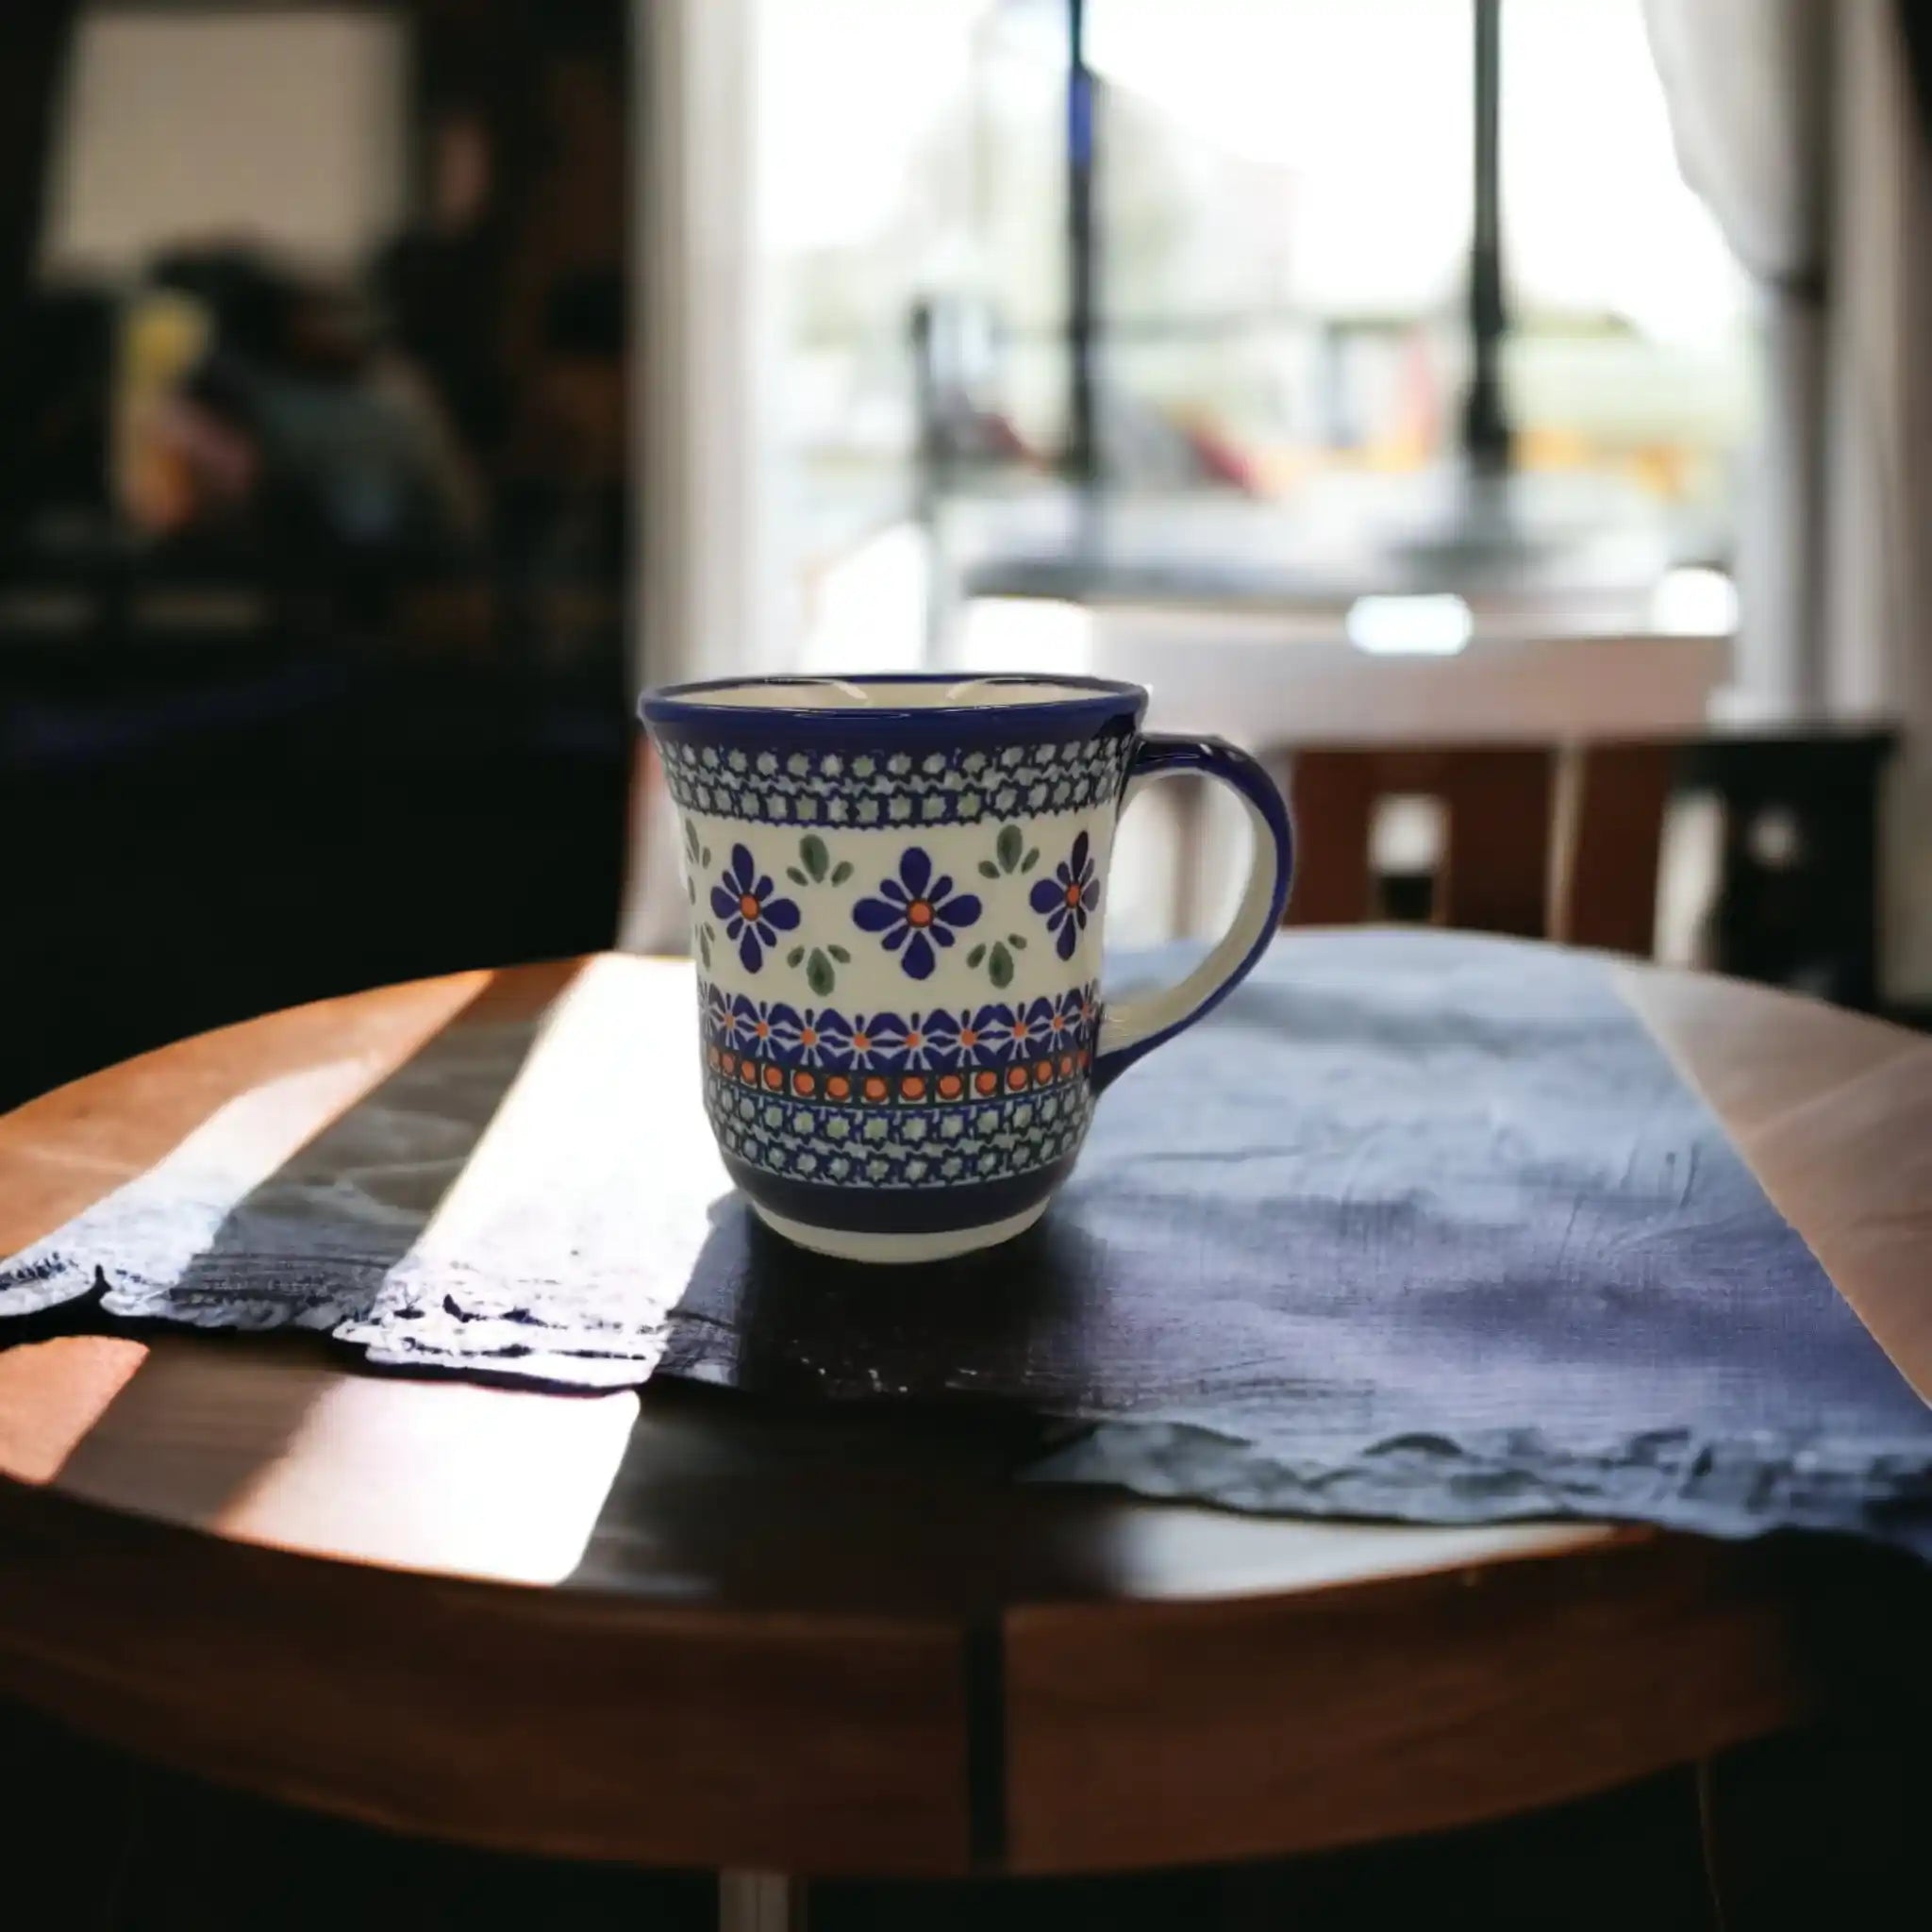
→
(1461, 0, 1511, 477)
(719, 1871, 806, 1932)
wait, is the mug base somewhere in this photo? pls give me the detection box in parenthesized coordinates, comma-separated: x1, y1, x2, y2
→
(750, 1196, 1051, 1265)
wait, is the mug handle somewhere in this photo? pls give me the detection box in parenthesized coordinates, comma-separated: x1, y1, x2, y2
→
(1091, 735, 1295, 1092)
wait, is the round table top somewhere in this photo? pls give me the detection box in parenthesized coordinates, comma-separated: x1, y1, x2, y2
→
(1, 940, 1927, 1877)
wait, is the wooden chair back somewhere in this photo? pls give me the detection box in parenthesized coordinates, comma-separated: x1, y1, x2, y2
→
(1279, 741, 1676, 954)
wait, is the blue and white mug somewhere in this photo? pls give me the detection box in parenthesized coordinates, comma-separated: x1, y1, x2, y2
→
(641, 675, 1293, 1262)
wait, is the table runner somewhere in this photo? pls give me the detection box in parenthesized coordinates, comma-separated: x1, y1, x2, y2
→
(6, 933, 1930, 1557)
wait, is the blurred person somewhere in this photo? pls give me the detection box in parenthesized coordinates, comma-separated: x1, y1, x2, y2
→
(121, 243, 482, 613)
(494, 264, 628, 666)
(370, 109, 511, 467)
(117, 284, 243, 537)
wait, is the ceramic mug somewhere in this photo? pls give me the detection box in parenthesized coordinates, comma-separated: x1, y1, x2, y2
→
(640, 675, 1293, 1262)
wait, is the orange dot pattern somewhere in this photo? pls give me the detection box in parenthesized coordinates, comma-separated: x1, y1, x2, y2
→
(698, 981, 1102, 1108)
(705, 1052, 1094, 1106)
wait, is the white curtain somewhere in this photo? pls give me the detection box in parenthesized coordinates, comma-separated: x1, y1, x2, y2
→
(1642, 0, 1829, 718)
(620, 0, 791, 951)
(1817, 0, 1929, 727)
(1645, 0, 1932, 998)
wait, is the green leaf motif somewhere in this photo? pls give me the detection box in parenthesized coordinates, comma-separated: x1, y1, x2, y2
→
(1021, 847, 1040, 873)
(989, 942, 1014, 989)
(830, 860, 854, 885)
(786, 945, 806, 968)
(697, 926, 713, 969)
(701, 845, 712, 866)
(827, 944, 851, 963)
(977, 859, 1000, 879)
(996, 824, 1023, 872)
(683, 820, 701, 861)
(1009, 933, 1027, 950)
(807, 949, 836, 997)
(966, 943, 987, 969)
(801, 834, 829, 882)
(786, 866, 808, 886)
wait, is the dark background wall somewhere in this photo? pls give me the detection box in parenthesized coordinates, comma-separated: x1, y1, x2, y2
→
(2, 1, 634, 1111)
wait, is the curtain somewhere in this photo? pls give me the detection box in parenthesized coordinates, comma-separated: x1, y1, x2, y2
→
(621, 0, 788, 950)
(1818, 1, 1931, 730)
(1642, 0, 1829, 719)
(1645, 0, 1932, 998)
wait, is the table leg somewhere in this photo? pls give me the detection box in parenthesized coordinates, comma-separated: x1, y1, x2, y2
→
(719, 1871, 806, 1932)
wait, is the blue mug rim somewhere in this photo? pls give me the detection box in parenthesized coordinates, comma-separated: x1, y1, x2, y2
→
(640, 672, 1148, 745)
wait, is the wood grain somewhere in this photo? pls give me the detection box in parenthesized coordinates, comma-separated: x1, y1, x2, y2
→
(1437, 747, 1554, 936)
(0, 1475, 970, 1875)
(1556, 742, 1676, 955)
(1280, 748, 1557, 937)
(1282, 751, 1377, 926)
(1003, 1533, 1808, 1873)
(0, 961, 572, 1260)
(20, 1336, 638, 1585)
(0, 941, 1924, 1873)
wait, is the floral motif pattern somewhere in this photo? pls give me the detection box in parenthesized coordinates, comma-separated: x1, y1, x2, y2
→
(1030, 830, 1100, 960)
(769, 1005, 838, 1063)
(710, 843, 800, 973)
(852, 848, 981, 980)
(819, 1009, 903, 1070)
(703, 980, 1099, 1074)
(871, 1011, 950, 1070)
(724, 995, 782, 1054)
(997, 998, 1054, 1061)
(679, 807, 1108, 994)
(669, 728, 1129, 1192)
(697, 975, 1101, 1188)
(776, 835, 857, 994)
(1054, 986, 1097, 1044)
(923, 1004, 1013, 1067)
(680, 821, 718, 969)
(977, 823, 1041, 882)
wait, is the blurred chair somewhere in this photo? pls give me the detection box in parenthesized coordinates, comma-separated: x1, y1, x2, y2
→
(1280, 741, 1676, 954)
(1266, 728, 1893, 1010)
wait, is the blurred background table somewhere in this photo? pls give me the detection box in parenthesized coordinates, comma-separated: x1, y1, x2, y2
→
(900, 476, 1891, 1010)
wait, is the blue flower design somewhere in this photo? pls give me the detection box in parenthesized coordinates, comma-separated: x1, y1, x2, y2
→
(705, 982, 732, 1037)
(1029, 829, 1099, 960)
(728, 994, 782, 1054)
(709, 842, 801, 972)
(923, 1004, 1013, 1068)
(1002, 997, 1057, 1061)
(1046, 989, 1087, 1053)
(872, 1011, 952, 1070)
(818, 1010, 904, 1071)
(852, 847, 981, 980)
(770, 1005, 841, 1065)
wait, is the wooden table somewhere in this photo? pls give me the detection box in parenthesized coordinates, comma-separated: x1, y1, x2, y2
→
(1, 945, 1927, 1928)
(934, 484, 1731, 748)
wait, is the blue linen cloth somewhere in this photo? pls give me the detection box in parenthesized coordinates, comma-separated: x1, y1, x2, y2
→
(658, 932, 1932, 1557)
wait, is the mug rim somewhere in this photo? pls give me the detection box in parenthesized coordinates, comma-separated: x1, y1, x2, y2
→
(641, 672, 1147, 741)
